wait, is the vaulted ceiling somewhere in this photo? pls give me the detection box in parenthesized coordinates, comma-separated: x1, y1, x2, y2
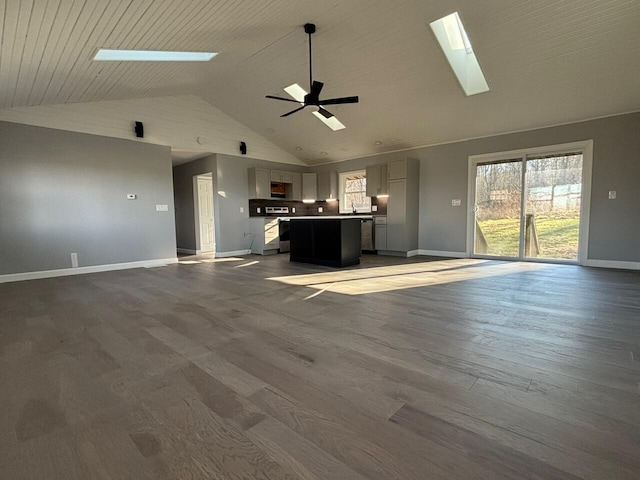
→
(1, 0, 639, 165)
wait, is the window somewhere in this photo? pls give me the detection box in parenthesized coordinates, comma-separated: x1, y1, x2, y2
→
(339, 170, 371, 213)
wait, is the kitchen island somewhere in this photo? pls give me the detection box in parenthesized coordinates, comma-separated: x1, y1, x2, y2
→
(289, 217, 363, 267)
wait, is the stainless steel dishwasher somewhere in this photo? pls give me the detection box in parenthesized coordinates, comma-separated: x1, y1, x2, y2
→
(278, 218, 291, 253)
(361, 218, 375, 253)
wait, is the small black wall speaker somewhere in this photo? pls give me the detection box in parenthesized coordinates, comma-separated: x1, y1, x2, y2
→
(240, 141, 247, 155)
(134, 121, 144, 138)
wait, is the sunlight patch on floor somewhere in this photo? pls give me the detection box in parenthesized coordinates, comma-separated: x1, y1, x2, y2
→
(268, 259, 552, 295)
(234, 261, 260, 268)
(207, 257, 246, 262)
(303, 283, 337, 300)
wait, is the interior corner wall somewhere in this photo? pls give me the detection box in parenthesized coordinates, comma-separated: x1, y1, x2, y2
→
(214, 154, 308, 254)
(0, 121, 177, 276)
(172, 155, 218, 252)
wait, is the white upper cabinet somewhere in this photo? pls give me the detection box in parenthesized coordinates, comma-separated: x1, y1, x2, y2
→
(271, 170, 293, 183)
(317, 171, 338, 201)
(290, 173, 302, 200)
(388, 159, 407, 180)
(366, 163, 389, 197)
(248, 167, 271, 199)
(302, 173, 318, 200)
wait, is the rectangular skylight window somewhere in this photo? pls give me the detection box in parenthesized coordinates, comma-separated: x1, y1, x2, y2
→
(430, 12, 489, 96)
(284, 83, 346, 131)
(93, 49, 217, 62)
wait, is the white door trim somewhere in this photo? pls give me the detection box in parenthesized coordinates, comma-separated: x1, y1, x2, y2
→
(195, 174, 215, 253)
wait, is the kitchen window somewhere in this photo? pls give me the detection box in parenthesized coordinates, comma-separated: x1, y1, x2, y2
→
(339, 170, 371, 213)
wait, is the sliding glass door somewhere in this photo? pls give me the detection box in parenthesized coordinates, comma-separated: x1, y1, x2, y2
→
(470, 143, 590, 263)
(524, 153, 583, 260)
(474, 159, 523, 258)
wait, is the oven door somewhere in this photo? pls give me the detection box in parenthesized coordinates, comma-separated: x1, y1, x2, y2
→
(279, 220, 291, 253)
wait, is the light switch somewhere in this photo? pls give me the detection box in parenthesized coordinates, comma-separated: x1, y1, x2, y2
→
(240, 207, 245, 213)
(608, 190, 616, 200)
(452, 199, 461, 206)
(156, 204, 169, 212)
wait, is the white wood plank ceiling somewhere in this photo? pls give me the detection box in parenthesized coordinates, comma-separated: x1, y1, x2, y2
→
(1, 0, 639, 165)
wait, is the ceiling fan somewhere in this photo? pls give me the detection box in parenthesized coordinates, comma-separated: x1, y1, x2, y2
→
(266, 23, 359, 121)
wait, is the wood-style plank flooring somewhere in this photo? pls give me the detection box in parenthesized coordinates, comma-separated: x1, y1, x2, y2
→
(1, 254, 639, 479)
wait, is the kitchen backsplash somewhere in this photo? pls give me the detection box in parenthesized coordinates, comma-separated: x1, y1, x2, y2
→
(249, 198, 387, 217)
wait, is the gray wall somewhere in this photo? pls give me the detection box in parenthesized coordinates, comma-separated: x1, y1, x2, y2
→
(311, 112, 640, 263)
(0, 121, 176, 275)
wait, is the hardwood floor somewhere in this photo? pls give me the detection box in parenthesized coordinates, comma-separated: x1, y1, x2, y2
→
(1, 254, 639, 479)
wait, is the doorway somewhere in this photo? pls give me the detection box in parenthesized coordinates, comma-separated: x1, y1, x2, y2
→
(468, 141, 592, 264)
(195, 173, 215, 253)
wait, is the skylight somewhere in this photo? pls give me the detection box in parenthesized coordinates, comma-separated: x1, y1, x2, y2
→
(93, 49, 217, 62)
(284, 83, 346, 131)
(430, 12, 489, 96)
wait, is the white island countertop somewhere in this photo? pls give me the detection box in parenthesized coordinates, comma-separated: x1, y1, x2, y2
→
(278, 215, 374, 221)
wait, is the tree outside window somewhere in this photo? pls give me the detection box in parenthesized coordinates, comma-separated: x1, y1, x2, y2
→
(340, 171, 371, 213)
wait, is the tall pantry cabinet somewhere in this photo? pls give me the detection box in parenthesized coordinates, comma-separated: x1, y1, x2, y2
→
(385, 158, 420, 254)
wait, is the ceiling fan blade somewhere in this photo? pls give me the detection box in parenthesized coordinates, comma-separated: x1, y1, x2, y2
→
(280, 105, 306, 117)
(266, 95, 301, 103)
(318, 96, 359, 105)
(317, 107, 334, 118)
(310, 81, 324, 97)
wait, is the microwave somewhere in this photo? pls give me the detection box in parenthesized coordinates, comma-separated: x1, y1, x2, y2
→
(270, 182, 287, 198)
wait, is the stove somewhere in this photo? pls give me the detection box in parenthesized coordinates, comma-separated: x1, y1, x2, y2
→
(265, 206, 289, 215)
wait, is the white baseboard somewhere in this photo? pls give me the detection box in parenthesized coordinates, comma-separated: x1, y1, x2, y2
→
(177, 248, 200, 255)
(585, 259, 640, 271)
(0, 258, 178, 284)
(377, 250, 421, 258)
(377, 250, 405, 257)
(418, 250, 469, 258)
(213, 250, 251, 258)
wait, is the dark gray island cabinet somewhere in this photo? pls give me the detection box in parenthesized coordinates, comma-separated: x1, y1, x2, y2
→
(289, 218, 362, 267)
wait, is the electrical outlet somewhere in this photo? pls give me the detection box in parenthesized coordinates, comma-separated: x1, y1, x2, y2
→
(70, 253, 78, 268)
(126, 194, 136, 200)
(240, 207, 245, 213)
(452, 199, 461, 206)
(156, 204, 169, 212)
(608, 190, 616, 200)
(318, 207, 323, 213)
(372, 205, 378, 212)
(292, 207, 296, 213)
(257, 207, 261, 214)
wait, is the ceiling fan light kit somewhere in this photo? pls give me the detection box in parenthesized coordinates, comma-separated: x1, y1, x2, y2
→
(266, 23, 359, 124)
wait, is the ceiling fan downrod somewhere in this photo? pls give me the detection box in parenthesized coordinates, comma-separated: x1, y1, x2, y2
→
(304, 23, 316, 94)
